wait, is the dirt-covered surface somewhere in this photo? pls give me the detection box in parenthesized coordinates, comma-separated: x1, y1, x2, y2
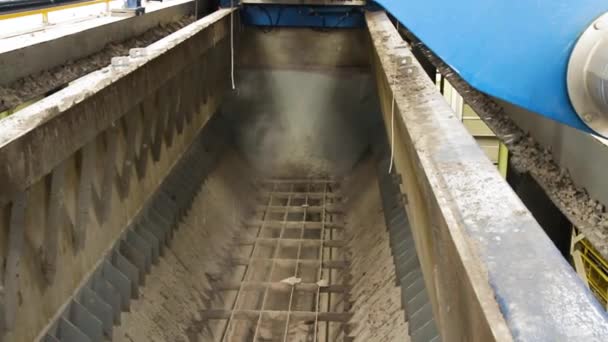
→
(342, 160, 410, 341)
(112, 152, 410, 341)
(0, 17, 193, 114)
(112, 150, 257, 342)
(402, 31, 608, 259)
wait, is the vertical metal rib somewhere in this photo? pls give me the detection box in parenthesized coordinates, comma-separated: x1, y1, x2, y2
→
(75, 141, 96, 250)
(92, 126, 118, 224)
(42, 162, 67, 283)
(2, 191, 28, 331)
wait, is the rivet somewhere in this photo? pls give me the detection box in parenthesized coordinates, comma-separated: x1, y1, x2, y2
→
(594, 19, 608, 30)
(583, 112, 596, 123)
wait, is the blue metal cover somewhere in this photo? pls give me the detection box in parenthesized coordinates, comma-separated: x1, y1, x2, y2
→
(375, 0, 608, 135)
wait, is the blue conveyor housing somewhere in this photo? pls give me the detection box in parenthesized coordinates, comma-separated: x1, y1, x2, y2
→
(374, 0, 608, 136)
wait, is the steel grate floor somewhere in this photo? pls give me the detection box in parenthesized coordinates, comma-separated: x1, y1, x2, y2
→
(204, 179, 351, 342)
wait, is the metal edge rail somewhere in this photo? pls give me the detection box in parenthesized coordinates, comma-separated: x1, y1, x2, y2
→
(0, 8, 234, 205)
(366, 10, 608, 341)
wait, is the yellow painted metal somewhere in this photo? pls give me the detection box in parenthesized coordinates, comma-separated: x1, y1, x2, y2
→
(497, 143, 509, 178)
(0, 97, 43, 120)
(0, 0, 110, 21)
(574, 236, 608, 308)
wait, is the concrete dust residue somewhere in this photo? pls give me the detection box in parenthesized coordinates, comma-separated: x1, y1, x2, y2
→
(0, 17, 193, 114)
(112, 151, 256, 342)
(223, 68, 383, 179)
(342, 160, 409, 341)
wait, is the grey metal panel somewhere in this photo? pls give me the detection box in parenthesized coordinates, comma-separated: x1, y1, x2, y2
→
(118, 241, 147, 286)
(408, 288, 430, 316)
(390, 226, 411, 247)
(409, 302, 433, 333)
(412, 319, 440, 342)
(42, 334, 61, 342)
(57, 318, 92, 342)
(91, 276, 121, 324)
(394, 248, 417, 269)
(126, 230, 153, 273)
(395, 254, 419, 279)
(112, 250, 142, 293)
(102, 261, 131, 311)
(139, 217, 168, 252)
(69, 301, 103, 341)
(392, 236, 415, 257)
(80, 287, 114, 336)
(404, 275, 425, 303)
(136, 227, 161, 263)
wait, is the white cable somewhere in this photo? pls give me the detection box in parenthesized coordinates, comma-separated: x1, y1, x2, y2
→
(388, 94, 395, 174)
(230, 0, 236, 90)
(388, 21, 400, 174)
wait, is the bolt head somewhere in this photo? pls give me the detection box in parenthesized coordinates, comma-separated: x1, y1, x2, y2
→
(594, 18, 608, 30)
(583, 112, 596, 123)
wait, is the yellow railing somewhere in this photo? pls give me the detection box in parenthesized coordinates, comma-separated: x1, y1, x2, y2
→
(0, 0, 110, 23)
(576, 237, 608, 307)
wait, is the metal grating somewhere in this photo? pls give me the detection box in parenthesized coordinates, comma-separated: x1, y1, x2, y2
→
(206, 179, 351, 342)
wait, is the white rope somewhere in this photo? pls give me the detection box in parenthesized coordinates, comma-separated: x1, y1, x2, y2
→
(388, 21, 400, 174)
(230, 0, 236, 90)
(388, 93, 395, 174)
